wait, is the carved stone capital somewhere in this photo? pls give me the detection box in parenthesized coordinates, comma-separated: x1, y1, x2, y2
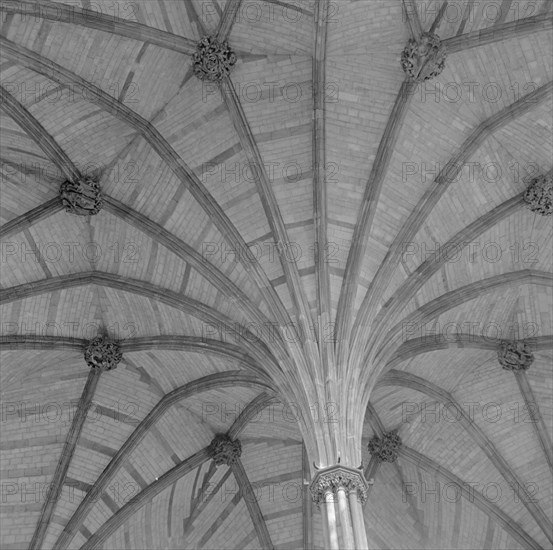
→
(524, 174, 553, 216)
(84, 336, 122, 371)
(401, 32, 446, 82)
(368, 430, 402, 463)
(310, 465, 369, 507)
(207, 434, 242, 466)
(497, 340, 534, 371)
(193, 36, 237, 82)
(60, 177, 103, 216)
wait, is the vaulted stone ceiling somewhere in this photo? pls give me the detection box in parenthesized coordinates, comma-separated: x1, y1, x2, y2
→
(0, 1, 552, 549)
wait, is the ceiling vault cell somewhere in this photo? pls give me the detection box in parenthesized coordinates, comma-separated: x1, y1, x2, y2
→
(443, 12, 553, 53)
(215, 0, 243, 42)
(28, 337, 122, 550)
(77, 392, 277, 550)
(402, 0, 424, 39)
(375, 270, 553, 367)
(28, 368, 101, 550)
(513, 369, 553, 473)
(366, 406, 544, 549)
(497, 342, 553, 473)
(0, 197, 62, 238)
(1, 191, 289, 363)
(79, 448, 210, 549)
(362, 405, 392, 491)
(387, 333, 553, 371)
(0, 335, 275, 380)
(181, 462, 225, 545)
(428, 1, 449, 34)
(0, 84, 80, 181)
(55, 372, 274, 549)
(336, 0, 447, 373)
(1, 0, 549, 58)
(0, 36, 295, 336)
(370, 194, 527, 345)
(202, 2, 336, 463)
(231, 459, 275, 549)
(0, 272, 280, 374)
(0, 0, 197, 55)
(400, 446, 544, 550)
(227, 393, 278, 439)
(351, 80, 553, 370)
(102, 196, 273, 325)
(335, 78, 417, 368)
(219, 77, 320, 373)
(377, 370, 553, 544)
(182, 394, 276, 548)
(204, 432, 274, 549)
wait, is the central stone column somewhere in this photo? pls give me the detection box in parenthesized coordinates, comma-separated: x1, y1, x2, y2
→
(310, 465, 370, 549)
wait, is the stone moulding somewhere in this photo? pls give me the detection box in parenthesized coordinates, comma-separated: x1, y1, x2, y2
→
(497, 340, 534, 371)
(84, 336, 122, 371)
(207, 434, 242, 466)
(310, 465, 369, 507)
(193, 36, 237, 82)
(524, 174, 553, 216)
(60, 177, 103, 216)
(401, 32, 446, 82)
(367, 430, 402, 463)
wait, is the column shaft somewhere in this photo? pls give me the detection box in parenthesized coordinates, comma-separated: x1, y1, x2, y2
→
(337, 487, 355, 549)
(321, 499, 330, 550)
(349, 490, 369, 550)
(324, 490, 339, 550)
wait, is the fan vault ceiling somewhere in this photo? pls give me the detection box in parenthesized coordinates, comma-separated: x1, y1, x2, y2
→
(0, 0, 552, 549)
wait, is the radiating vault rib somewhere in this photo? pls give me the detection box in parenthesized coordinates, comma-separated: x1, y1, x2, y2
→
(0, 85, 80, 181)
(402, 0, 424, 38)
(443, 12, 553, 54)
(312, 0, 334, 389)
(227, 393, 278, 439)
(216, 0, 243, 42)
(231, 458, 275, 549)
(0, 198, 63, 239)
(0, 0, 197, 54)
(29, 368, 102, 550)
(513, 370, 553, 473)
